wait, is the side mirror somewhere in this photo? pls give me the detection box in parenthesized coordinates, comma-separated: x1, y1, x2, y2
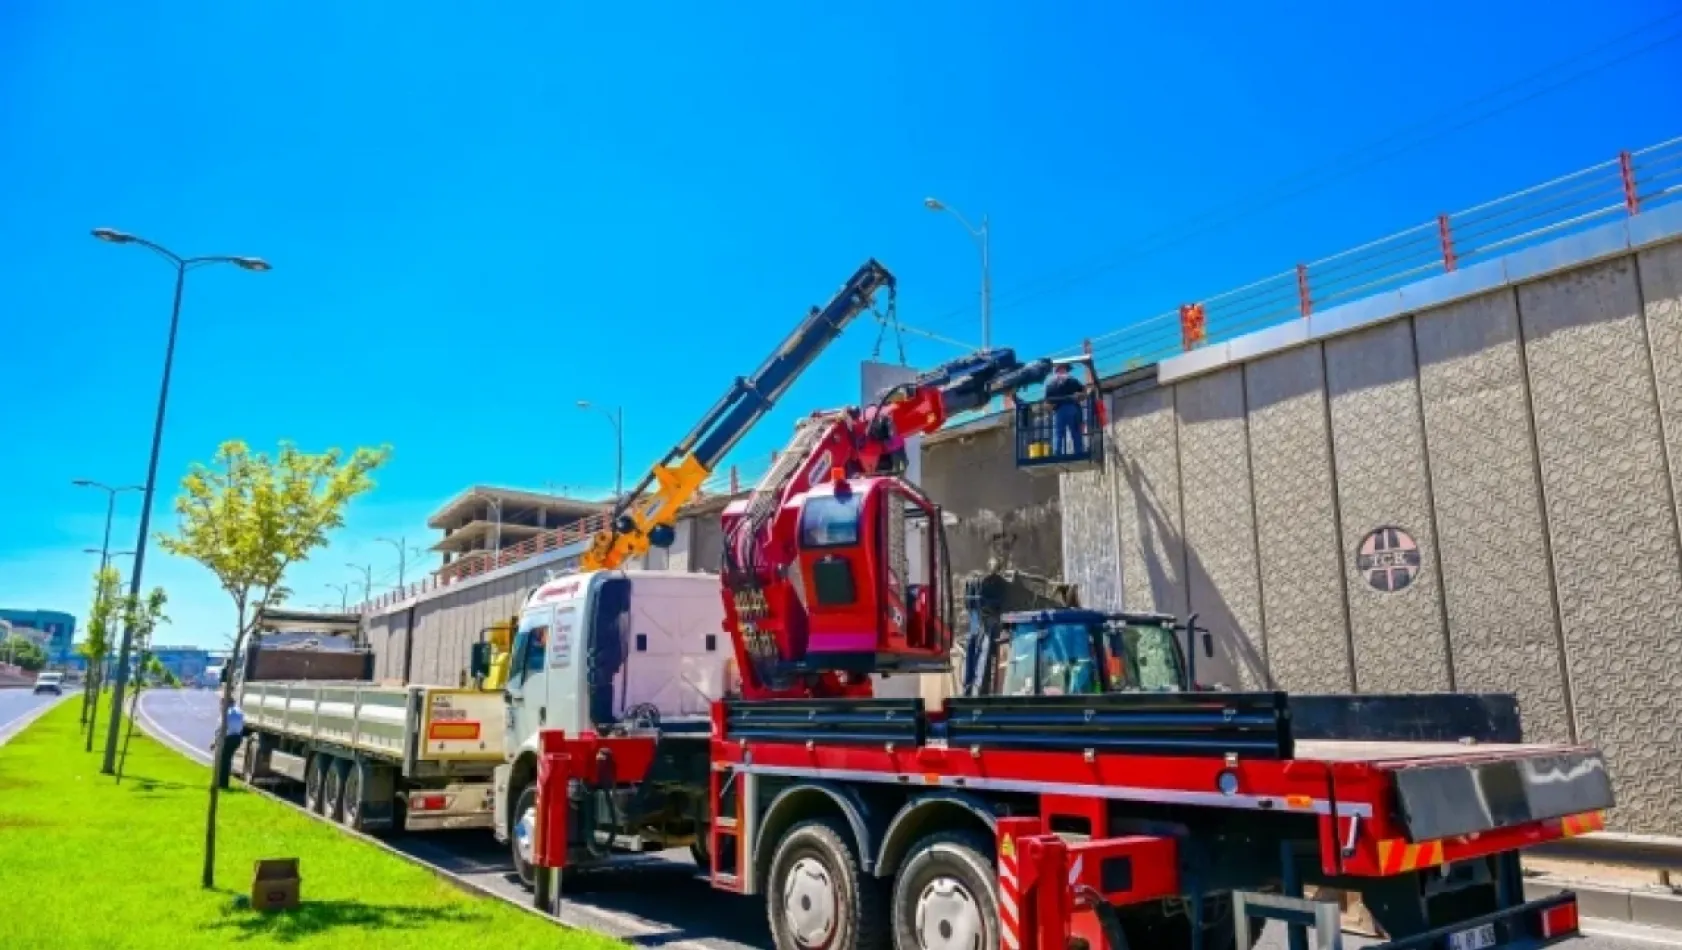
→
(1202, 632, 1214, 658)
(469, 642, 491, 680)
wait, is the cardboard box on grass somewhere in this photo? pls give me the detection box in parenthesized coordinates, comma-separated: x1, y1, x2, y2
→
(251, 858, 300, 912)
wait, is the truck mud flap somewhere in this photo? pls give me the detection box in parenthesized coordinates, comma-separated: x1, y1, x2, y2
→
(942, 691, 1293, 758)
(723, 698, 926, 746)
(1288, 693, 1523, 744)
(1392, 750, 1615, 841)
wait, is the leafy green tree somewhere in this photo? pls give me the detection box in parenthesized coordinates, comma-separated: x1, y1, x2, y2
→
(159, 439, 388, 889)
(79, 565, 124, 744)
(3, 637, 46, 672)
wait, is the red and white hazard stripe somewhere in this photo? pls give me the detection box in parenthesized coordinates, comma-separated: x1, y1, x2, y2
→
(999, 837, 1021, 950)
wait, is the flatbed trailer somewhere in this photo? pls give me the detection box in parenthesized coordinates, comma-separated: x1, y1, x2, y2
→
(240, 679, 507, 833)
(522, 690, 1614, 950)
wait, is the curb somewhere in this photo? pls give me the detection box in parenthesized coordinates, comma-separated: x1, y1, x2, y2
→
(1525, 874, 1682, 931)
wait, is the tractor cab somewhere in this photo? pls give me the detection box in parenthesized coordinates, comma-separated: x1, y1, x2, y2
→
(984, 608, 1200, 697)
(1014, 352, 1105, 473)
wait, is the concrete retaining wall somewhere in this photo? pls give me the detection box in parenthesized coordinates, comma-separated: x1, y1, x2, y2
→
(1061, 208, 1682, 835)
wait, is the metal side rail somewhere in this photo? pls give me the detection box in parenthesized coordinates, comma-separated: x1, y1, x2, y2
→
(1231, 890, 1585, 950)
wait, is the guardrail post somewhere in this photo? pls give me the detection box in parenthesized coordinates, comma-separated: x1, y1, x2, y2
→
(1179, 303, 1207, 351)
(1437, 214, 1458, 271)
(1296, 263, 1312, 317)
(1620, 150, 1641, 215)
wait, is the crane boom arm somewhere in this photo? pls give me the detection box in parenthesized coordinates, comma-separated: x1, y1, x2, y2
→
(580, 260, 898, 571)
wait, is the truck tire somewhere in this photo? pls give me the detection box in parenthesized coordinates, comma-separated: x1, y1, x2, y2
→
(303, 754, 326, 814)
(322, 758, 347, 823)
(510, 782, 538, 890)
(341, 763, 366, 831)
(767, 818, 885, 950)
(890, 831, 998, 950)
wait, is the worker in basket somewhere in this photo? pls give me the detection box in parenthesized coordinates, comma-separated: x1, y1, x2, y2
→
(1043, 362, 1086, 457)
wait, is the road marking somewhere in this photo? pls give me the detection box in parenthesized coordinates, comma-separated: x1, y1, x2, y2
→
(134, 691, 212, 764)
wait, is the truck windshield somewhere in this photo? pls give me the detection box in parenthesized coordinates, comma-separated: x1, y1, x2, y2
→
(997, 622, 1101, 696)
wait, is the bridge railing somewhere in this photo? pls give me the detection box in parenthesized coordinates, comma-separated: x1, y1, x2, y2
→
(1076, 135, 1682, 374)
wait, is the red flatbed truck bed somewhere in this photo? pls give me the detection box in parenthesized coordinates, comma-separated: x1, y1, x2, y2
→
(531, 690, 1615, 950)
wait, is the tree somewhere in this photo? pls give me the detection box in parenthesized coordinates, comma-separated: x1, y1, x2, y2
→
(159, 439, 388, 889)
(79, 565, 124, 745)
(115, 587, 170, 783)
(2, 637, 46, 671)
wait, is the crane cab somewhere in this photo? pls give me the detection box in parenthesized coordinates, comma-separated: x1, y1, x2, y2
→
(983, 609, 1198, 697)
(1014, 354, 1105, 473)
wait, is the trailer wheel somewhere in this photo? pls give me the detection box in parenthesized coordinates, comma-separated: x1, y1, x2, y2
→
(890, 831, 997, 950)
(321, 758, 347, 823)
(510, 782, 538, 890)
(341, 763, 365, 831)
(767, 818, 885, 950)
(303, 754, 326, 814)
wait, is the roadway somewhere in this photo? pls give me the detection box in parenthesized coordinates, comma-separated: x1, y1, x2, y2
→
(134, 688, 1671, 950)
(0, 685, 76, 745)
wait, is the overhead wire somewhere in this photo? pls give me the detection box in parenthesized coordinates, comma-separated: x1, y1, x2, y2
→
(911, 9, 1682, 335)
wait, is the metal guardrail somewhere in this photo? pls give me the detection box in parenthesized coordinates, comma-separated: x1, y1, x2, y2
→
(1075, 135, 1682, 375)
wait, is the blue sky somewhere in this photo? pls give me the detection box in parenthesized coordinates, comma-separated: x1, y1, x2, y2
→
(2, 1, 1677, 650)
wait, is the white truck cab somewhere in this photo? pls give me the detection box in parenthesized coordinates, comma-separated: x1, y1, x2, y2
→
(493, 569, 728, 883)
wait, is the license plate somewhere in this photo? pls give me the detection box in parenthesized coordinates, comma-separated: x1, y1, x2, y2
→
(1448, 922, 1498, 950)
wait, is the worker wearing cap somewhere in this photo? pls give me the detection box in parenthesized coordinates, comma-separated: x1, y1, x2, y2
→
(1044, 364, 1086, 457)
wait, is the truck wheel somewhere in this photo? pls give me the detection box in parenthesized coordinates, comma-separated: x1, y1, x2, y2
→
(510, 782, 538, 890)
(303, 754, 325, 814)
(767, 818, 885, 950)
(322, 758, 346, 822)
(891, 831, 997, 950)
(341, 764, 365, 831)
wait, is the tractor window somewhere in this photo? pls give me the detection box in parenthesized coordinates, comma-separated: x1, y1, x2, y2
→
(1114, 624, 1184, 692)
(997, 622, 1101, 696)
(800, 493, 862, 548)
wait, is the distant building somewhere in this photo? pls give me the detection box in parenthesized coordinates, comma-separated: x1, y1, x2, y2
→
(0, 608, 75, 664)
(149, 645, 211, 685)
(427, 486, 609, 567)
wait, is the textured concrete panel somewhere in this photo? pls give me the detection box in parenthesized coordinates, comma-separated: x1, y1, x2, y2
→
(1245, 345, 1353, 693)
(1060, 461, 1120, 609)
(1641, 243, 1682, 557)
(1414, 290, 1573, 743)
(1111, 387, 1187, 615)
(924, 422, 1062, 579)
(1519, 255, 1682, 835)
(1325, 319, 1451, 693)
(1174, 368, 1269, 688)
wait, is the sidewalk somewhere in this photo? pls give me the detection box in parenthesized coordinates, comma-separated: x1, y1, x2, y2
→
(1523, 847, 1682, 931)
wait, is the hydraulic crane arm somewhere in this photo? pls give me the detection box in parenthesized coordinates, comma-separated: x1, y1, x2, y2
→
(580, 260, 898, 571)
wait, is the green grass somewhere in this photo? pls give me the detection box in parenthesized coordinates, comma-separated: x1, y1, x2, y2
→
(0, 699, 623, 949)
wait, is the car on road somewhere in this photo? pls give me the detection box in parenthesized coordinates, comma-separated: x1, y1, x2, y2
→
(33, 672, 63, 695)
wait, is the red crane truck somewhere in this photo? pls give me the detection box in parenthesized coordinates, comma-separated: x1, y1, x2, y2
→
(500, 260, 1614, 950)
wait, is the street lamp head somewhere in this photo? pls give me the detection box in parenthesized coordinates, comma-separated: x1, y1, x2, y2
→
(576, 400, 592, 409)
(233, 256, 271, 272)
(91, 227, 135, 244)
(72, 479, 94, 487)
(923, 197, 946, 211)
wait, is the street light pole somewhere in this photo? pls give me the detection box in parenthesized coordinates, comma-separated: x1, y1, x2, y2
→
(347, 563, 374, 609)
(923, 198, 992, 352)
(91, 227, 269, 775)
(327, 583, 352, 612)
(72, 480, 144, 581)
(576, 401, 624, 502)
(376, 537, 414, 590)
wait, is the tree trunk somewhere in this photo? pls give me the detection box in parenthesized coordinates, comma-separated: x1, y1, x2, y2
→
(85, 666, 103, 753)
(202, 602, 248, 890)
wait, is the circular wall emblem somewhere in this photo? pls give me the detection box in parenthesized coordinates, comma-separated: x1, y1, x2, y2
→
(1356, 526, 1421, 593)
